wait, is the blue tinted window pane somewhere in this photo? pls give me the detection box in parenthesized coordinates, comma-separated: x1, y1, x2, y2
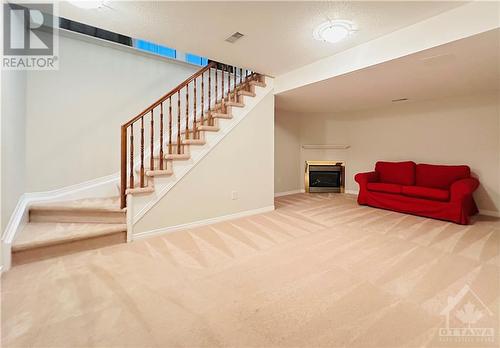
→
(134, 39, 176, 59)
(185, 53, 208, 66)
(185, 53, 201, 65)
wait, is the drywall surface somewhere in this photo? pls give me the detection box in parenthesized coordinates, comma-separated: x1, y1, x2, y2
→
(25, 33, 198, 192)
(134, 92, 275, 233)
(275, 93, 500, 213)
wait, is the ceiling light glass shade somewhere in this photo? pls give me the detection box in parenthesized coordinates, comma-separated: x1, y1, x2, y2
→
(313, 20, 355, 43)
(68, 1, 105, 9)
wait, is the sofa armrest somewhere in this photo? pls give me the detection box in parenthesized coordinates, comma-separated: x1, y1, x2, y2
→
(354, 171, 378, 188)
(450, 178, 479, 202)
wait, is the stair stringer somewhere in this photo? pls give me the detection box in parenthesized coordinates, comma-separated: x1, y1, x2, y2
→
(129, 77, 274, 231)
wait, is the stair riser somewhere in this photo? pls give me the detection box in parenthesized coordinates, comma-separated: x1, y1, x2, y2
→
(237, 94, 246, 104)
(12, 231, 126, 266)
(135, 160, 173, 174)
(30, 210, 126, 224)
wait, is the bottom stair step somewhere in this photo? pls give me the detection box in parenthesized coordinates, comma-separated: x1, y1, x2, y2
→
(29, 197, 125, 224)
(12, 222, 127, 265)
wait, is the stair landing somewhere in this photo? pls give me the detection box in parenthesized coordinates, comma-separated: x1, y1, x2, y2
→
(12, 197, 127, 266)
(29, 197, 125, 223)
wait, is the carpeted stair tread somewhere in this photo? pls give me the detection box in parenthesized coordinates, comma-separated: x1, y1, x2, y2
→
(13, 222, 127, 251)
(30, 197, 123, 213)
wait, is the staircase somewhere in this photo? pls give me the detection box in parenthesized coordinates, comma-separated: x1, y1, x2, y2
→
(10, 62, 266, 266)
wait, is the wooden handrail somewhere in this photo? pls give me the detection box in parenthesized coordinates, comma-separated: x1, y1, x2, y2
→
(122, 61, 216, 128)
(120, 61, 258, 208)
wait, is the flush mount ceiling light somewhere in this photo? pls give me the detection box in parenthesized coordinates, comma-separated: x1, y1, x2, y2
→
(68, 1, 106, 9)
(313, 20, 356, 43)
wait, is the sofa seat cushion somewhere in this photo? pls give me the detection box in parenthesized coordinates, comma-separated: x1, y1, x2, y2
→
(375, 161, 416, 186)
(416, 164, 470, 190)
(367, 183, 402, 194)
(402, 185, 450, 202)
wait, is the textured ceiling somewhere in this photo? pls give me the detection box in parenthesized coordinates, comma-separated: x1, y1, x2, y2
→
(275, 29, 500, 113)
(60, 1, 467, 76)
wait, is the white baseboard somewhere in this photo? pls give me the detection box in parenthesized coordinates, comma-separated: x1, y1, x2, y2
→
(1, 173, 120, 272)
(2, 174, 119, 240)
(134, 205, 275, 240)
(345, 189, 359, 195)
(132, 80, 274, 224)
(2, 195, 28, 245)
(2, 242, 13, 272)
(274, 189, 304, 197)
(479, 209, 500, 218)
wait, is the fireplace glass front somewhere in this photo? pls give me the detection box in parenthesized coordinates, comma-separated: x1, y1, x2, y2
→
(308, 165, 343, 193)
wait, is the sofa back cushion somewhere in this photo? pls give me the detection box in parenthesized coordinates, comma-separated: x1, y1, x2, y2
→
(416, 164, 470, 189)
(375, 161, 416, 186)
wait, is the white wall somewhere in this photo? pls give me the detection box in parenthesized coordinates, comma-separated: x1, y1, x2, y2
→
(1, 71, 27, 234)
(275, 93, 500, 214)
(275, 1, 500, 94)
(274, 110, 301, 193)
(134, 92, 275, 233)
(25, 32, 199, 192)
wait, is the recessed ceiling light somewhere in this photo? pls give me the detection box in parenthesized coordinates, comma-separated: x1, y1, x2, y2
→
(68, 1, 106, 10)
(313, 20, 356, 43)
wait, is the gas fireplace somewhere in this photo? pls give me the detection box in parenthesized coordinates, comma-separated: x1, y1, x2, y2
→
(305, 161, 345, 193)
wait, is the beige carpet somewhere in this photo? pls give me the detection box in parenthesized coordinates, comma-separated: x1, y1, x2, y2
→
(2, 193, 499, 348)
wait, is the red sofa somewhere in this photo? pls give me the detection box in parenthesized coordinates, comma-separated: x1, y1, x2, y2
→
(355, 161, 479, 224)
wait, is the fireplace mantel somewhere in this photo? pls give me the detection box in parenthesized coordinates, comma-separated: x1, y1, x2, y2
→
(302, 144, 350, 149)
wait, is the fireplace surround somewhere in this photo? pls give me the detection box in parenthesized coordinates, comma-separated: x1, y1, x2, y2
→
(305, 161, 345, 193)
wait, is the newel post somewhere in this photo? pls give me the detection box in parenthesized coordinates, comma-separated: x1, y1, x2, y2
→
(120, 125, 127, 209)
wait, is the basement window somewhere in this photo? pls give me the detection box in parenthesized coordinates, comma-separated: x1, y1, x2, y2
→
(59, 18, 133, 46)
(185, 53, 208, 67)
(59, 18, 208, 67)
(133, 39, 177, 59)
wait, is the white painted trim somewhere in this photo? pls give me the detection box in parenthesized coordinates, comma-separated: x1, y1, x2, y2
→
(302, 144, 350, 149)
(25, 173, 118, 201)
(479, 209, 500, 218)
(0, 74, 268, 269)
(2, 195, 27, 245)
(128, 71, 229, 176)
(132, 79, 275, 223)
(275, 1, 500, 94)
(2, 173, 119, 242)
(134, 205, 275, 240)
(274, 189, 304, 197)
(126, 194, 134, 242)
(1, 173, 121, 271)
(2, 242, 13, 272)
(345, 189, 359, 195)
(60, 29, 203, 70)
